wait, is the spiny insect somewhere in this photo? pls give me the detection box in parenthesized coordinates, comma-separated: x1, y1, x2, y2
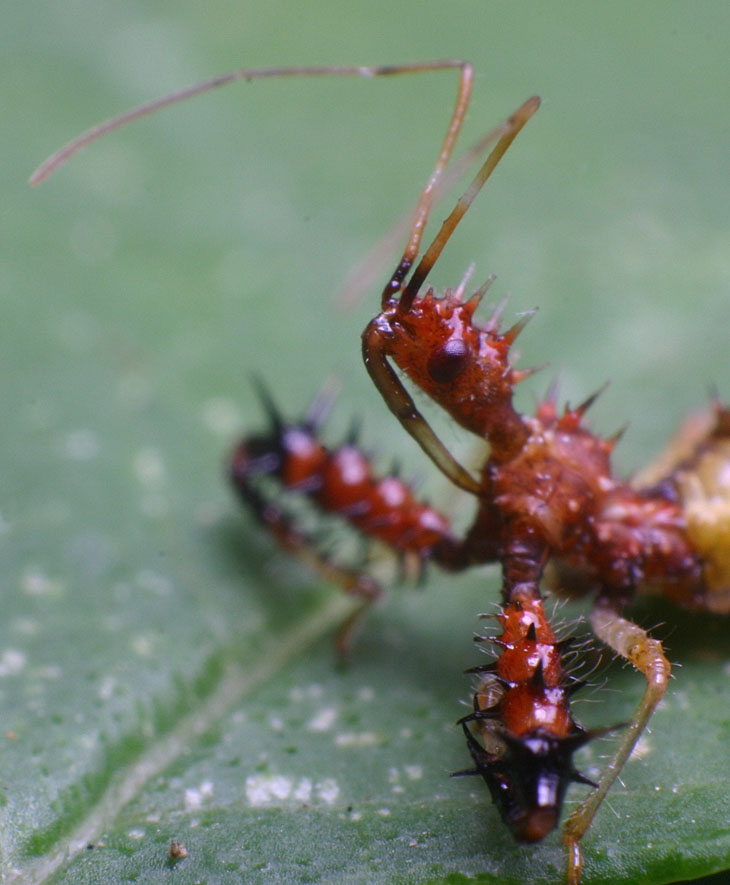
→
(32, 60, 730, 884)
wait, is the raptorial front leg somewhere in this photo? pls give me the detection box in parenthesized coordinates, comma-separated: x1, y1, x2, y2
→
(361, 325, 482, 495)
(562, 601, 671, 885)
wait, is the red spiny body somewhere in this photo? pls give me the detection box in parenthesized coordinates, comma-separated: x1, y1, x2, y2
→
(485, 397, 704, 605)
(460, 592, 591, 843)
(365, 278, 723, 852)
(40, 67, 728, 882)
(232, 111, 729, 874)
(491, 594, 573, 737)
(229, 413, 454, 565)
(234, 266, 724, 856)
(365, 288, 531, 461)
(367, 285, 707, 610)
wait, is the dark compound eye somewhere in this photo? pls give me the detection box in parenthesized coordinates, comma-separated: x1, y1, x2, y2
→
(427, 338, 471, 383)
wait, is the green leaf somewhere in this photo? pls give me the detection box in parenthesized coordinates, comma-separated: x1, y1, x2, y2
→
(5, 1, 730, 883)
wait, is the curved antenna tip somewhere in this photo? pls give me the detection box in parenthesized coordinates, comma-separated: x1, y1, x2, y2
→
(514, 95, 541, 124)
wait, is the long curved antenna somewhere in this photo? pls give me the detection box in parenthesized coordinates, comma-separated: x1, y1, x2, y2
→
(339, 121, 521, 311)
(29, 62, 472, 201)
(362, 95, 540, 493)
(398, 95, 540, 312)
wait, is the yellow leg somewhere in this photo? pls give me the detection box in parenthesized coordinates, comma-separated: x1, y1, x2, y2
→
(562, 604, 671, 884)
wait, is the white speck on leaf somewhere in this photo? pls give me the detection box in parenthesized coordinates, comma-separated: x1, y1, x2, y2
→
(22, 568, 63, 597)
(335, 731, 379, 747)
(245, 775, 338, 807)
(294, 778, 312, 802)
(0, 650, 27, 677)
(316, 778, 339, 805)
(307, 706, 337, 732)
(184, 788, 202, 810)
(184, 781, 214, 811)
(245, 774, 292, 806)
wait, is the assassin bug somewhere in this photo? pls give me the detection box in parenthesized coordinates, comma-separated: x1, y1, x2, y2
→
(31, 60, 730, 884)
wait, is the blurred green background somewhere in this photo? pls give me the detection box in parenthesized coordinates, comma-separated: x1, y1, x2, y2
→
(3, 1, 729, 882)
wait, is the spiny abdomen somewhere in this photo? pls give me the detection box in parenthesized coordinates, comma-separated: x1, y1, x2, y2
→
(230, 419, 453, 556)
(459, 594, 595, 842)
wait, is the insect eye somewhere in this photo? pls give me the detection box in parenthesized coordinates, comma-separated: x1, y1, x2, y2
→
(427, 338, 471, 383)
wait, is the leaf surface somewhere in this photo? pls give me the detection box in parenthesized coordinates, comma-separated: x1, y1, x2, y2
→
(4, 2, 730, 883)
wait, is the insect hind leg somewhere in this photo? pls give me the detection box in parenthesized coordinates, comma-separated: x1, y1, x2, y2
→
(562, 601, 671, 885)
(229, 388, 382, 653)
